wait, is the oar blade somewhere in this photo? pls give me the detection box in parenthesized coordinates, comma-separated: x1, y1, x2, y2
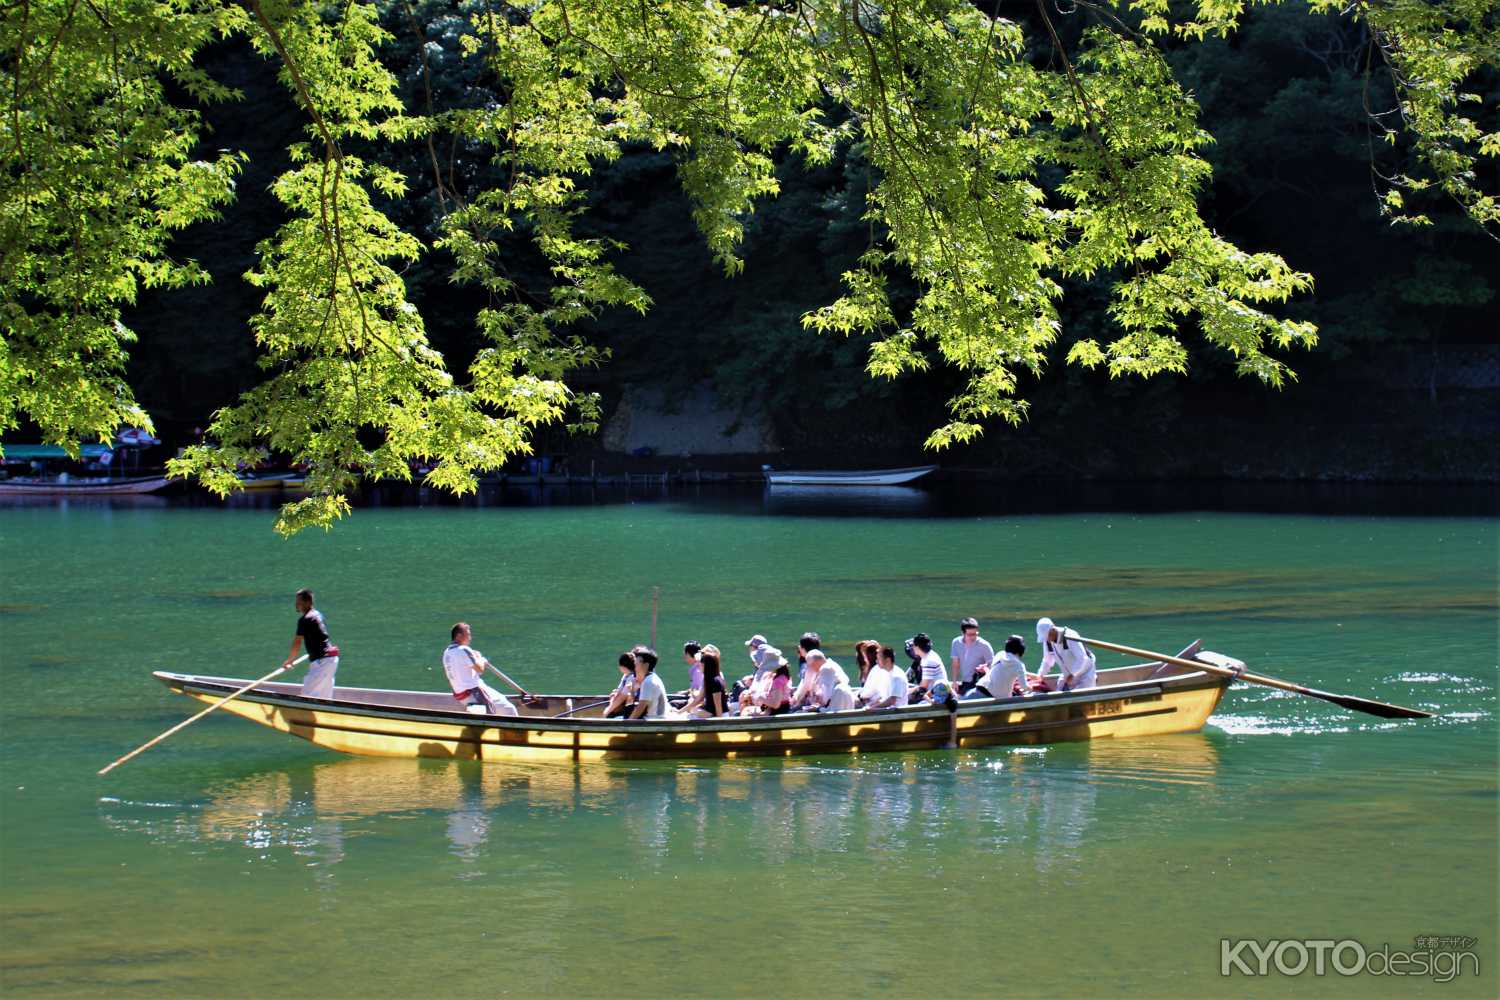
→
(1313, 689, 1433, 720)
(1081, 635, 1434, 722)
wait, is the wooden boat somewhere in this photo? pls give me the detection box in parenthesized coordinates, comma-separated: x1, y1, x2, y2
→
(235, 473, 287, 490)
(233, 473, 309, 491)
(151, 647, 1238, 763)
(763, 465, 938, 486)
(0, 474, 170, 496)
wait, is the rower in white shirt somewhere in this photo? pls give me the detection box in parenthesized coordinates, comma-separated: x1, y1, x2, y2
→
(1035, 617, 1097, 691)
(443, 622, 519, 715)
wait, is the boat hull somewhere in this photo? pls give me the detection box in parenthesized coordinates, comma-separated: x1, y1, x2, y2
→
(235, 474, 308, 491)
(764, 465, 938, 486)
(155, 665, 1230, 763)
(0, 475, 169, 496)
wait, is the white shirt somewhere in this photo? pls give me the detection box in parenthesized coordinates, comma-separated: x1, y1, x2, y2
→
(442, 642, 486, 694)
(885, 667, 910, 706)
(825, 683, 856, 712)
(949, 635, 995, 684)
(1041, 628, 1097, 689)
(919, 649, 947, 686)
(636, 671, 669, 718)
(816, 661, 851, 706)
(984, 651, 1029, 698)
(858, 666, 891, 705)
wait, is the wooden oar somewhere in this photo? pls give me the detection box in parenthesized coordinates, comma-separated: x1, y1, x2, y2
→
(482, 662, 533, 700)
(554, 698, 611, 719)
(98, 654, 310, 775)
(1080, 637, 1432, 720)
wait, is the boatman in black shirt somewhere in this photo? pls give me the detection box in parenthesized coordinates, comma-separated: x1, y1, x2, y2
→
(283, 588, 340, 699)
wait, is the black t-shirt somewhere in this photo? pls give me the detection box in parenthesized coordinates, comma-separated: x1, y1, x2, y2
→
(297, 609, 331, 660)
(702, 675, 727, 716)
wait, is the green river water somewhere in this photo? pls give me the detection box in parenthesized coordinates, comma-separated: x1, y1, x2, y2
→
(0, 490, 1495, 998)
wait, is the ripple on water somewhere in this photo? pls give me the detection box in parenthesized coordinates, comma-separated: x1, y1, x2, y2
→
(1210, 713, 1354, 736)
(187, 590, 265, 605)
(1393, 671, 1493, 694)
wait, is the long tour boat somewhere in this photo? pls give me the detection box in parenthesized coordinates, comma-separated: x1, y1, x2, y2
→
(151, 643, 1238, 763)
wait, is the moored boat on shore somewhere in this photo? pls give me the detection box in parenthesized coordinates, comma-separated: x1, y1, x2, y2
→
(763, 465, 939, 486)
(0, 474, 170, 496)
(153, 650, 1237, 763)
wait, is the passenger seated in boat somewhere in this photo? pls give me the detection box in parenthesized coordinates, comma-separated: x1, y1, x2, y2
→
(964, 635, 1030, 700)
(792, 631, 820, 690)
(629, 647, 671, 719)
(757, 664, 794, 715)
(950, 617, 994, 695)
(1035, 618, 1098, 692)
(443, 622, 519, 716)
(732, 635, 783, 707)
(787, 633, 829, 709)
(922, 679, 958, 710)
(683, 645, 728, 718)
(907, 633, 947, 704)
(807, 650, 856, 712)
(856, 647, 891, 707)
(681, 641, 704, 695)
(902, 637, 923, 687)
(789, 666, 818, 710)
(854, 640, 880, 684)
(736, 648, 784, 715)
(604, 652, 638, 718)
(874, 646, 910, 708)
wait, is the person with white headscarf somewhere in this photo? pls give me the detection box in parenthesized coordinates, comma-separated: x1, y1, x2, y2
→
(1035, 617, 1097, 692)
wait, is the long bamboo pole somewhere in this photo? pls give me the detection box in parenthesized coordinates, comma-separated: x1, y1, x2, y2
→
(98, 655, 310, 775)
(650, 586, 660, 649)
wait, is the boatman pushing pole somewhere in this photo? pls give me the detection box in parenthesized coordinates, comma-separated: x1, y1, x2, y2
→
(284, 588, 340, 699)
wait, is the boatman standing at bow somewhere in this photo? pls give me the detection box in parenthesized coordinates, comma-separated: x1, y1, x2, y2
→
(1035, 617, 1097, 692)
(283, 588, 339, 699)
(443, 623, 518, 716)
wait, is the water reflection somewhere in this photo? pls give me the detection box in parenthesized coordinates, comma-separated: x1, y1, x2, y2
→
(99, 737, 1221, 879)
(762, 484, 935, 516)
(0, 494, 168, 510)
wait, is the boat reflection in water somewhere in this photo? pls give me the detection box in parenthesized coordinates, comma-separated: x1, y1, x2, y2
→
(763, 484, 935, 517)
(98, 736, 1219, 876)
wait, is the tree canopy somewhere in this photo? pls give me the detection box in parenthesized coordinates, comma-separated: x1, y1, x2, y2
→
(3, 0, 1495, 533)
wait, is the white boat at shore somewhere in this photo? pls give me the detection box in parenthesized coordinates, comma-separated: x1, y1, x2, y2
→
(0, 475, 170, 496)
(763, 465, 939, 486)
